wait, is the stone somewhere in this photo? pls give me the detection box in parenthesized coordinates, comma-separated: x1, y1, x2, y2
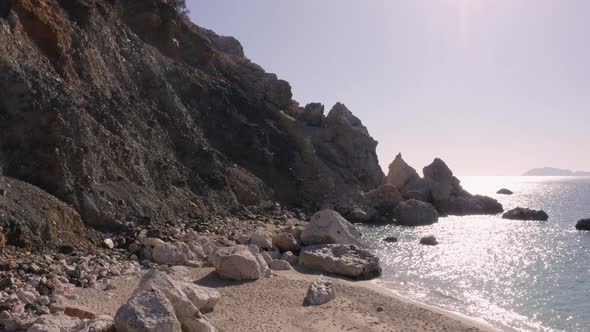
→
(152, 242, 189, 266)
(363, 184, 403, 215)
(248, 233, 272, 250)
(114, 288, 182, 332)
(502, 208, 549, 221)
(576, 218, 590, 231)
(497, 188, 513, 195)
(305, 276, 336, 305)
(419, 235, 439, 246)
(102, 238, 115, 249)
(255, 254, 271, 278)
(17, 291, 37, 304)
(269, 260, 292, 271)
(383, 236, 397, 243)
(140, 237, 165, 247)
(299, 244, 381, 280)
(281, 251, 298, 266)
(261, 252, 273, 265)
(393, 199, 439, 226)
(209, 245, 262, 280)
(386, 153, 420, 189)
(271, 233, 299, 252)
(28, 314, 81, 332)
(301, 210, 361, 246)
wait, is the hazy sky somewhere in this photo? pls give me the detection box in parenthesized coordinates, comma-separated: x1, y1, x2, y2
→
(188, 0, 590, 175)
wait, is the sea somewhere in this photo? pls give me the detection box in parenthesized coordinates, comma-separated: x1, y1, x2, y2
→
(357, 176, 590, 332)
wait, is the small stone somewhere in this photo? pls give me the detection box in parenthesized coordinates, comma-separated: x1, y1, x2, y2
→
(0, 188, 6, 196)
(102, 239, 115, 249)
(305, 276, 336, 305)
(376, 306, 384, 312)
(16, 291, 37, 304)
(419, 235, 439, 246)
(38, 296, 50, 306)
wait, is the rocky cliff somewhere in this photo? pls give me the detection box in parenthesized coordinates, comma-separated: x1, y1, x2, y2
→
(0, 0, 384, 248)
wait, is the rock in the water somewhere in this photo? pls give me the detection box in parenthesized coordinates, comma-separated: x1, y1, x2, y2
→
(575, 219, 590, 230)
(272, 233, 299, 252)
(383, 236, 397, 243)
(363, 184, 403, 216)
(269, 259, 292, 271)
(393, 199, 439, 226)
(386, 153, 420, 189)
(301, 210, 361, 246)
(305, 276, 336, 305)
(419, 235, 439, 246)
(497, 188, 514, 195)
(115, 288, 182, 332)
(502, 208, 549, 221)
(209, 245, 262, 280)
(299, 244, 381, 280)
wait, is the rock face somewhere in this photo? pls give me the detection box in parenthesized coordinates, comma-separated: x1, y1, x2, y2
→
(386, 155, 503, 217)
(0, 0, 385, 247)
(497, 188, 514, 195)
(305, 276, 336, 306)
(209, 245, 263, 280)
(502, 208, 549, 221)
(393, 200, 439, 226)
(299, 244, 381, 280)
(300, 210, 361, 246)
(576, 219, 590, 230)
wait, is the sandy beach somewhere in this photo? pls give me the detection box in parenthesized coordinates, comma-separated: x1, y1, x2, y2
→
(66, 266, 495, 332)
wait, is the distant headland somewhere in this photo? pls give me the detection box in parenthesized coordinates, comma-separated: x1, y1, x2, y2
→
(523, 167, 590, 176)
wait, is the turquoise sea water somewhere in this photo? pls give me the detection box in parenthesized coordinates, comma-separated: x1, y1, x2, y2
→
(358, 176, 590, 332)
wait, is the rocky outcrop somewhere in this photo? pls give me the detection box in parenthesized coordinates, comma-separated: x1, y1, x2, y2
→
(393, 199, 439, 226)
(298, 244, 381, 280)
(502, 208, 549, 221)
(386, 155, 503, 217)
(300, 210, 361, 246)
(497, 188, 513, 195)
(305, 276, 336, 306)
(576, 219, 590, 230)
(0, 0, 386, 247)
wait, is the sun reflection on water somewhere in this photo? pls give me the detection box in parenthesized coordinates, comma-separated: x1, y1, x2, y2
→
(358, 176, 590, 332)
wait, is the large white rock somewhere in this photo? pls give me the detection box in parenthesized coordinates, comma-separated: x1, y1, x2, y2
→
(305, 276, 336, 305)
(114, 288, 182, 332)
(209, 245, 262, 280)
(299, 244, 381, 280)
(300, 210, 361, 246)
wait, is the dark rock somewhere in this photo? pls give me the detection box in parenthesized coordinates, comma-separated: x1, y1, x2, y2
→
(383, 237, 397, 243)
(502, 208, 549, 221)
(0, 188, 6, 196)
(58, 245, 75, 255)
(0, 0, 13, 19)
(497, 188, 513, 195)
(393, 199, 439, 226)
(0, 277, 15, 290)
(419, 235, 438, 246)
(575, 219, 590, 231)
(299, 103, 325, 126)
(386, 153, 420, 189)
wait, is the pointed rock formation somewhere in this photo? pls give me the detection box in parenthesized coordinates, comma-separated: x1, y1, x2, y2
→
(386, 153, 420, 189)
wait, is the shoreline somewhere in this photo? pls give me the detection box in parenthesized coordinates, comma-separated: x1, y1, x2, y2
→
(63, 266, 497, 332)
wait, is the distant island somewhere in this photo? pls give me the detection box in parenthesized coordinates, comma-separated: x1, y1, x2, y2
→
(523, 167, 590, 176)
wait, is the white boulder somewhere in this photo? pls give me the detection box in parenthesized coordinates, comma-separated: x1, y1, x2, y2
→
(301, 210, 361, 246)
(305, 276, 336, 305)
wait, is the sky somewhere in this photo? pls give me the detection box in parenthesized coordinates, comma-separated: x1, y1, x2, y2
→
(188, 0, 590, 175)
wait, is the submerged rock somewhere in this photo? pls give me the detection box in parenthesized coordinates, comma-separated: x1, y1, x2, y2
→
(497, 188, 514, 195)
(419, 235, 439, 246)
(383, 236, 397, 243)
(301, 210, 361, 246)
(502, 208, 549, 221)
(393, 199, 439, 226)
(299, 244, 381, 280)
(305, 276, 336, 305)
(575, 219, 590, 230)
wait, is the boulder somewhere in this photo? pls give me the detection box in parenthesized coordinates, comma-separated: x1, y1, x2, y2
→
(209, 245, 262, 280)
(444, 195, 503, 216)
(393, 200, 439, 226)
(386, 153, 420, 189)
(271, 233, 299, 252)
(576, 219, 590, 230)
(281, 251, 298, 266)
(248, 233, 272, 250)
(497, 188, 514, 195)
(301, 210, 361, 246)
(502, 208, 549, 221)
(299, 244, 381, 280)
(304, 276, 336, 306)
(152, 242, 197, 266)
(115, 288, 182, 332)
(269, 260, 292, 271)
(27, 314, 81, 332)
(419, 235, 439, 246)
(363, 184, 403, 215)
